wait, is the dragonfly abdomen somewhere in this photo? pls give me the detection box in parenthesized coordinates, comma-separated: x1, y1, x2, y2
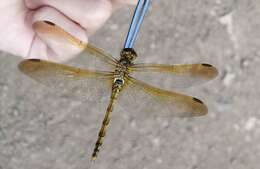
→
(91, 88, 120, 160)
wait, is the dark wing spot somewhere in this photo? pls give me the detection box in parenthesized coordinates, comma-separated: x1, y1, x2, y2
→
(202, 63, 213, 67)
(193, 97, 204, 104)
(29, 59, 41, 62)
(43, 20, 55, 26)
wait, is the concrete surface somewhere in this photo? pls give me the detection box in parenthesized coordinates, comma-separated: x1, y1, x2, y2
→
(1, 0, 260, 169)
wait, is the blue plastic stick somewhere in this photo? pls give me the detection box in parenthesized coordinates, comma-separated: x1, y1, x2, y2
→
(124, 0, 143, 48)
(129, 0, 150, 48)
(124, 0, 150, 49)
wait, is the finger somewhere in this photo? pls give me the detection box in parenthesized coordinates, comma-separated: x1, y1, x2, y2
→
(111, 0, 138, 5)
(30, 7, 87, 62)
(0, 0, 34, 57)
(26, 0, 113, 35)
(111, 0, 138, 10)
(27, 36, 48, 60)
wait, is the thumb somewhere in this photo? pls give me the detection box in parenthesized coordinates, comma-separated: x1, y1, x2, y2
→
(112, 0, 138, 5)
(111, 0, 137, 9)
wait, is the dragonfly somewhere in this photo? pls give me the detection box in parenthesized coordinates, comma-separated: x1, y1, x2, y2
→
(19, 20, 218, 160)
(19, 0, 218, 161)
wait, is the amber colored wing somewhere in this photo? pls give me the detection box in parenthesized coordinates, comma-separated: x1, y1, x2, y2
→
(19, 59, 113, 102)
(117, 76, 208, 118)
(129, 63, 218, 90)
(33, 21, 118, 71)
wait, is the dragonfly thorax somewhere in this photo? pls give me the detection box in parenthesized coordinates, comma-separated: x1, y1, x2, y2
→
(112, 48, 137, 91)
(113, 64, 127, 89)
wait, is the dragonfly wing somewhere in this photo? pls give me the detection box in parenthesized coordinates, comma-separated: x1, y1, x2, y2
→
(117, 76, 207, 118)
(19, 59, 113, 102)
(75, 43, 118, 71)
(129, 63, 218, 89)
(33, 21, 118, 71)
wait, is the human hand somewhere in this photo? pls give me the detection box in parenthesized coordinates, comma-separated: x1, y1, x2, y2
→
(0, 0, 137, 62)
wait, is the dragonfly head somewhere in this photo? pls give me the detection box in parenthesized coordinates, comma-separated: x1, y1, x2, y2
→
(120, 48, 137, 63)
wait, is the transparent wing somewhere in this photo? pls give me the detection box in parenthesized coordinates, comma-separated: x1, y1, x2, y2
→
(117, 76, 207, 118)
(129, 63, 218, 90)
(33, 21, 118, 71)
(18, 59, 113, 102)
(78, 43, 118, 71)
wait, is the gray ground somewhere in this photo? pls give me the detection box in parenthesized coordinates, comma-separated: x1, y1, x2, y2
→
(1, 0, 260, 169)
